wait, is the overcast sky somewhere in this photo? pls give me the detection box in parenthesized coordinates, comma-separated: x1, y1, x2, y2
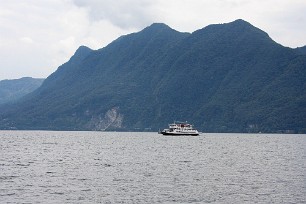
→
(0, 0, 305, 80)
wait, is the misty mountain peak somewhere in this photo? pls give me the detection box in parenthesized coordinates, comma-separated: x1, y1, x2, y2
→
(69, 45, 93, 63)
(142, 23, 180, 35)
(147, 23, 171, 30)
(74, 45, 92, 56)
(231, 19, 252, 26)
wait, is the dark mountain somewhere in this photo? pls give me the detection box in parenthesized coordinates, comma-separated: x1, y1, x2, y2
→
(296, 46, 306, 55)
(0, 77, 44, 105)
(0, 19, 305, 133)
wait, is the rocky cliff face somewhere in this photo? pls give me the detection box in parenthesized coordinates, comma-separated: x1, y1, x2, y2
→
(87, 107, 123, 131)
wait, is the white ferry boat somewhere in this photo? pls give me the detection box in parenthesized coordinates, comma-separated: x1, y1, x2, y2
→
(159, 121, 200, 136)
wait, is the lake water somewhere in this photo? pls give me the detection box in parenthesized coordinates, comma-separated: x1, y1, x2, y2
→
(0, 131, 305, 204)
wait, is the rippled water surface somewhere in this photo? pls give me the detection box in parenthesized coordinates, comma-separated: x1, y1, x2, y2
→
(0, 131, 305, 203)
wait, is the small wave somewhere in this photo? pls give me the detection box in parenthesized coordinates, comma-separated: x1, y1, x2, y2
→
(50, 192, 65, 195)
(0, 176, 19, 180)
(81, 189, 91, 192)
(42, 142, 58, 145)
(179, 160, 192, 163)
(16, 163, 30, 167)
(0, 193, 16, 196)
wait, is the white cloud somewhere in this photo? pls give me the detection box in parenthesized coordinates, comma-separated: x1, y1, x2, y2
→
(72, 0, 155, 29)
(19, 37, 34, 44)
(154, 0, 306, 43)
(0, 0, 134, 80)
(0, 0, 305, 80)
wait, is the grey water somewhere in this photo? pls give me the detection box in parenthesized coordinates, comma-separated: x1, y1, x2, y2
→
(0, 131, 305, 204)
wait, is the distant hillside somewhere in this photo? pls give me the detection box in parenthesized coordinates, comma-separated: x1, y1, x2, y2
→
(0, 77, 44, 104)
(0, 20, 305, 133)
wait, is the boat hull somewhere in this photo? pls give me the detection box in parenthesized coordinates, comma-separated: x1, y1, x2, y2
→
(161, 131, 199, 136)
